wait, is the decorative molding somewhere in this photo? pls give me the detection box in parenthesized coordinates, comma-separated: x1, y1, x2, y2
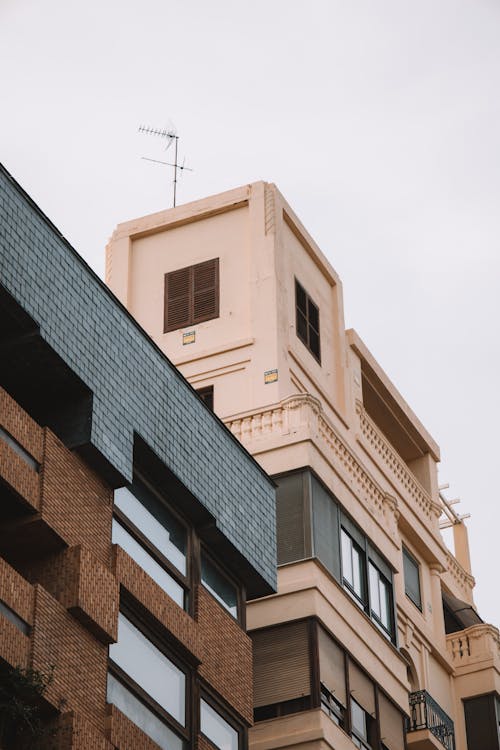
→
(446, 623, 500, 666)
(226, 394, 399, 541)
(443, 551, 476, 600)
(356, 400, 442, 522)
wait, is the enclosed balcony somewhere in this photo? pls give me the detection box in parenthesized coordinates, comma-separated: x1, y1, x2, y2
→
(407, 690, 455, 750)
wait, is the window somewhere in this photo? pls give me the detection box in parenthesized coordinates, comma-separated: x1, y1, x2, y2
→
(0, 599, 30, 635)
(368, 557, 393, 637)
(108, 612, 187, 750)
(295, 280, 320, 362)
(253, 620, 406, 750)
(0, 425, 39, 471)
(201, 553, 239, 619)
(196, 385, 214, 411)
(113, 481, 188, 609)
(341, 527, 366, 606)
(200, 699, 239, 750)
(164, 259, 219, 333)
(403, 547, 421, 610)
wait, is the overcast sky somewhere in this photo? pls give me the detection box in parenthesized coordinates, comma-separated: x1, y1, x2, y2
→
(1, 0, 499, 626)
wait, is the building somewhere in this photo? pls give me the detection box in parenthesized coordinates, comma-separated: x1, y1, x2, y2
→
(106, 181, 500, 750)
(0, 163, 277, 749)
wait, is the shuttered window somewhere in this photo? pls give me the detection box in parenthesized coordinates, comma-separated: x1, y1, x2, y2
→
(252, 621, 311, 708)
(349, 661, 375, 717)
(318, 626, 346, 706)
(379, 693, 405, 750)
(164, 258, 219, 332)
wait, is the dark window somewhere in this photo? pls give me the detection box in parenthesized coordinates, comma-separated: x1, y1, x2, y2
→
(403, 547, 421, 610)
(0, 425, 39, 471)
(201, 552, 239, 619)
(113, 480, 188, 609)
(196, 385, 214, 411)
(464, 693, 500, 750)
(0, 599, 30, 635)
(295, 280, 320, 362)
(108, 612, 188, 750)
(164, 259, 219, 333)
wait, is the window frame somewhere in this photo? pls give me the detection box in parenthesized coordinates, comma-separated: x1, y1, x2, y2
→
(200, 547, 245, 626)
(112, 474, 192, 613)
(108, 606, 192, 746)
(253, 618, 407, 750)
(295, 279, 321, 364)
(164, 258, 220, 333)
(402, 546, 422, 611)
(199, 689, 245, 750)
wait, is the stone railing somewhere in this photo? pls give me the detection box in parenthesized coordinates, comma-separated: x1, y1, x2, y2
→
(226, 395, 399, 541)
(356, 401, 442, 523)
(446, 623, 500, 668)
(443, 551, 475, 604)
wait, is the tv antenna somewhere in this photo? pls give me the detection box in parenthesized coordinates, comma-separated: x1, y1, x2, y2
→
(138, 124, 193, 207)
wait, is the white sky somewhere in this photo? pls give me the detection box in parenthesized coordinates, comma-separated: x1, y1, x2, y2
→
(1, 0, 499, 626)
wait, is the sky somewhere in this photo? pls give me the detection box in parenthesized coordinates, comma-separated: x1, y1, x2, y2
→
(1, 0, 499, 626)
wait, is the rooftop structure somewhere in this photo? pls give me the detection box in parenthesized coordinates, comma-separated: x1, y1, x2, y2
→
(107, 181, 500, 750)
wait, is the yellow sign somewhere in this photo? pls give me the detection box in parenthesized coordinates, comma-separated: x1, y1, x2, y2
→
(183, 331, 195, 345)
(264, 369, 278, 384)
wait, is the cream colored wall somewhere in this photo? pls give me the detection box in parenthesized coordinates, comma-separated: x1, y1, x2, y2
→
(105, 181, 491, 750)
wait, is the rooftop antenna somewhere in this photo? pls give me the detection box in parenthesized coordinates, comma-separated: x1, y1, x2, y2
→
(138, 124, 192, 207)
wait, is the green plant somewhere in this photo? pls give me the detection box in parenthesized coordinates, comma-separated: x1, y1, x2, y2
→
(0, 664, 54, 749)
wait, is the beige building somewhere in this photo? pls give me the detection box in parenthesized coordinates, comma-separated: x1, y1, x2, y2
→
(106, 182, 500, 750)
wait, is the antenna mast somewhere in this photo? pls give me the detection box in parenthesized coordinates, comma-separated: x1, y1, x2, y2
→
(138, 124, 192, 207)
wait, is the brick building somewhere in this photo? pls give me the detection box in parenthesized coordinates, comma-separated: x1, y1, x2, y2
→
(0, 163, 277, 749)
(107, 182, 500, 750)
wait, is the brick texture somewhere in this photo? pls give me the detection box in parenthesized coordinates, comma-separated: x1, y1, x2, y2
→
(0, 555, 34, 623)
(31, 585, 108, 732)
(0, 439, 40, 510)
(41, 430, 113, 568)
(0, 385, 44, 461)
(197, 587, 254, 724)
(106, 705, 164, 750)
(113, 545, 202, 660)
(0, 613, 30, 668)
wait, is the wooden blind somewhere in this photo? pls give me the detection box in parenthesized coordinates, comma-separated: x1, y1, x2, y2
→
(275, 472, 308, 564)
(379, 694, 405, 750)
(164, 258, 219, 332)
(318, 627, 346, 706)
(252, 621, 310, 708)
(193, 258, 219, 323)
(349, 661, 375, 716)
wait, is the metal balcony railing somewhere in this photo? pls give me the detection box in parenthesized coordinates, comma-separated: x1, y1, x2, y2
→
(408, 690, 455, 750)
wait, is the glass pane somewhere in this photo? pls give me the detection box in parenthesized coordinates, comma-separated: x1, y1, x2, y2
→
(403, 549, 421, 608)
(107, 674, 184, 750)
(112, 519, 184, 608)
(309, 328, 320, 359)
(201, 555, 238, 618)
(308, 299, 319, 332)
(352, 545, 363, 598)
(295, 281, 307, 313)
(297, 310, 308, 342)
(379, 577, 391, 629)
(110, 614, 185, 725)
(369, 563, 380, 618)
(201, 700, 238, 750)
(351, 699, 367, 740)
(341, 530, 353, 586)
(114, 485, 186, 575)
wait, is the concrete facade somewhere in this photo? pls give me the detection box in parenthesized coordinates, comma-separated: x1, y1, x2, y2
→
(0, 164, 277, 749)
(107, 181, 500, 750)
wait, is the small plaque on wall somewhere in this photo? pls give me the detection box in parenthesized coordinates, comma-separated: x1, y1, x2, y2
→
(264, 369, 278, 384)
(183, 331, 195, 345)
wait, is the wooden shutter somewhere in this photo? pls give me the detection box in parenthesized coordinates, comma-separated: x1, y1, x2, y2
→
(275, 472, 308, 564)
(318, 627, 346, 706)
(193, 258, 219, 324)
(164, 266, 191, 332)
(252, 621, 310, 707)
(349, 661, 375, 716)
(379, 694, 405, 750)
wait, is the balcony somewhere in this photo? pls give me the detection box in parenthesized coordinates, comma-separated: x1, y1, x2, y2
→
(407, 691, 455, 750)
